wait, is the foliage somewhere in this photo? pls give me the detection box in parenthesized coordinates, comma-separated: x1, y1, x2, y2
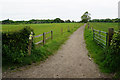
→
(102, 32, 120, 72)
(65, 20, 71, 23)
(84, 25, 120, 78)
(81, 11, 91, 23)
(53, 18, 64, 23)
(110, 32, 120, 53)
(89, 18, 120, 23)
(2, 26, 34, 63)
(2, 19, 14, 24)
(2, 18, 75, 24)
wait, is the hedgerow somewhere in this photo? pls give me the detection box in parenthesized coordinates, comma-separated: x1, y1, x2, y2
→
(102, 32, 120, 73)
(2, 26, 34, 63)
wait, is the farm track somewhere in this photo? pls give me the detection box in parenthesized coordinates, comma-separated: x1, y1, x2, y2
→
(3, 24, 111, 78)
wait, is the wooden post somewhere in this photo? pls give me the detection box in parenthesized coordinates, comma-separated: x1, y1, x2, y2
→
(61, 27, 63, 34)
(72, 27, 73, 31)
(108, 28, 114, 46)
(118, 22, 120, 32)
(99, 31, 101, 38)
(28, 32, 33, 55)
(51, 31, 53, 40)
(93, 30, 94, 40)
(68, 26, 70, 32)
(88, 23, 89, 29)
(43, 32, 46, 45)
(106, 33, 108, 46)
(91, 27, 93, 31)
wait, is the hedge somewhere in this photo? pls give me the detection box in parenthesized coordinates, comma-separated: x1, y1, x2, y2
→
(2, 26, 34, 63)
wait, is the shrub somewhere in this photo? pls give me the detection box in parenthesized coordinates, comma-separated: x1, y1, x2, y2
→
(2, 26, 34, 63)
(102, 32, 120, 72)
(110, 32, 120, 54)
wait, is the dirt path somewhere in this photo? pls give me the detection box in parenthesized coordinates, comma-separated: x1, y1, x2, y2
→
(3, 24, 110, 78)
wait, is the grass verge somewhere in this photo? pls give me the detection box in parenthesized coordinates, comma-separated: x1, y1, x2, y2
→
(84, 26, 120, 78)
(84, 26, 106, 72)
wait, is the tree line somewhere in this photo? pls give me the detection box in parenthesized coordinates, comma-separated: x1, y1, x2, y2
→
(89, 18, 120, 23)
(1, 18, 76, 24)
(1, 16, 120, 24)
(80, 11, 120, 23)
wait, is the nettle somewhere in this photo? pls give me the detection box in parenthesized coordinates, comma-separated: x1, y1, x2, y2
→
(110, 32, 120, 54)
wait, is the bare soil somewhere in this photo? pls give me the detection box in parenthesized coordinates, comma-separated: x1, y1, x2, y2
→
(3, 24, 111, 78)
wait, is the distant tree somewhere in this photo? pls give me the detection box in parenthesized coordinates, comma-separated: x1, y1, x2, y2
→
(89, 18, 120, 23)
(104, 18, 112, 22)
(72, 20, 75, 23)
(53, 18, 64, 23)
(2, 19, 14, 24)
(81, 11, 91, 23)
(65, 20, 71, 23)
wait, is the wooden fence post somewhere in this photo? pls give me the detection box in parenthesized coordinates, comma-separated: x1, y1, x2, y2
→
(108, 28, 114, 46)
(72, 28, 73, 31)
(92, 27, 93, 30)
(43, 32, 46, 45)
(61, 27, 63, 34)
(68, 26, 70, 32)
(91, 27, 93, 31)
(93, 29, 95, 40)
(106, 33, 108, 46)
(51, 31, 53, 40)
(99, 31, 101, 38)
(88, 23, 89, 29)
(28, 32, 33, 55)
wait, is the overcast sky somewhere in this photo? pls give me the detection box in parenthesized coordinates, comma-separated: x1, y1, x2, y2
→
(0, 0, 120, 21)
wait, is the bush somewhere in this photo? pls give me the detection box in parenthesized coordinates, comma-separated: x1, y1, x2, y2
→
(110, 32, 120, 54)
(102, 32, 120, 72)
(2, 26, 34, 63)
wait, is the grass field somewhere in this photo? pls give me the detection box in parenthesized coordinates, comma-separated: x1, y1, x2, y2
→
(88, 23, 119, 47)
(2, 23, 83, 71)
(2, 23, 82, 43)
(89, 23, 118, 32)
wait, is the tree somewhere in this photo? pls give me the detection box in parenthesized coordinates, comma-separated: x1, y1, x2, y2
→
(72, 20, 75, 23)
(2, 19, 14, 24)
(53, 18, 64, 23)
(81, 11, 91, 23)
(65, 20, 71, 23)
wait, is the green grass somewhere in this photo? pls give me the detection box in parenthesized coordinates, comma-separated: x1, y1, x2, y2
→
(2, 23, 81, 43)
(2, 23, 83, 72)
(89, 23, 119, 47)
(89, 23, 118, 32)
(84, 26, 106, 72)
(84, 23, 120, 78)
